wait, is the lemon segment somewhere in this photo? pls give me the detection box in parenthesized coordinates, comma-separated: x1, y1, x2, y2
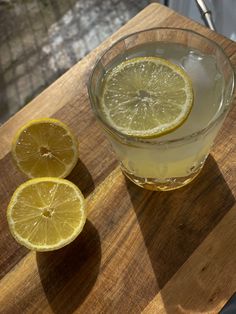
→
(12, 118, 78, 178)
(7, 177, 86, 251)
(100, 57, 193, 138)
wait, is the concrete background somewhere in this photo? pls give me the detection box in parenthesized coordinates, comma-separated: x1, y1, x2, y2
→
(0, 0, 149, 123)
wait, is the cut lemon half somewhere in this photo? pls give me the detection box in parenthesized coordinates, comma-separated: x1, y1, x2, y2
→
(7, 178, 86, 251)
(100, 57, 193, 138)
(12, 118, 78, 178)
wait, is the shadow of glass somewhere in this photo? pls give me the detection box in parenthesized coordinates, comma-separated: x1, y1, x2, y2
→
(36, 220, 101, 314)
(67, 159, 95, 197)
(158, 236, 236, 314)
(126, 155, 235, 313)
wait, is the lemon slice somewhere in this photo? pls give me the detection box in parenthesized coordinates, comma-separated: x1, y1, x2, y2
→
(7, 178, 86, 251)
(100, 57, 193, 138)
(12, 118, 78, 178)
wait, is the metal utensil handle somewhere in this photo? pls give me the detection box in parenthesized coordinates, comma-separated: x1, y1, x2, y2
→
(195, 0, 216, 31)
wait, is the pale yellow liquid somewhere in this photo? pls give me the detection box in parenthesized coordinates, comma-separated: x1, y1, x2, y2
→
(98, 43, 225, 186)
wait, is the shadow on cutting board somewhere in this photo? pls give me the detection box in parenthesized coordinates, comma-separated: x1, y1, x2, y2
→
(36, 220, 101, 314)
(126, 154, 235, 313)
(67, 159, 95, 197)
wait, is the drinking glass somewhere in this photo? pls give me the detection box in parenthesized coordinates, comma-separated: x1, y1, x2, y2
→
(88, 28, 235, 191)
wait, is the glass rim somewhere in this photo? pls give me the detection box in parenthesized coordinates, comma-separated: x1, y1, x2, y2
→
(88, 27, 235, 145)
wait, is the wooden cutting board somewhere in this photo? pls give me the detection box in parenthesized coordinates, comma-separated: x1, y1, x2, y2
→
(0, 3, 235, 313)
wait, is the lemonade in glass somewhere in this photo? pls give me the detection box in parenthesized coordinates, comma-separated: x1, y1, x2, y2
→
(88, 28, 235, 191)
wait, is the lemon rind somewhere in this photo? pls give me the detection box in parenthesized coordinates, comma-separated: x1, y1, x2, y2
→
(101, 57, 193, 138)
(11, 118, 78, 178)
(7, 177, 86, 252)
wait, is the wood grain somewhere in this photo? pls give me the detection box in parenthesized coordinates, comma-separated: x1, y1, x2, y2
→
(0, 3, 235, 314)
(143, 204, 236, 314)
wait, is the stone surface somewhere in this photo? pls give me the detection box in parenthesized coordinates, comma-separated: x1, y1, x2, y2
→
(0, 0, 148, 123)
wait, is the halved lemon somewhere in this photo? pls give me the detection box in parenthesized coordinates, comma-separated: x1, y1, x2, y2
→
(12, 118, 78, 178)
(100, 57, 193, 138)
(7, 178, 86, 251)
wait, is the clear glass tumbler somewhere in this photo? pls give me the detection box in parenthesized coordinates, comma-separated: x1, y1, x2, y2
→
(88, 28, 235, 191)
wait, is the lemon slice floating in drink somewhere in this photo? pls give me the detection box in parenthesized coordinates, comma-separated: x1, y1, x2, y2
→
(7, 178, 86, 251)
(12, 118, 78, 178)
(100, 57, 193, 138)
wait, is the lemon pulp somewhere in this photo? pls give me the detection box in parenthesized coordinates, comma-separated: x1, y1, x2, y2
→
(12, 118, 78, 178)
(100, 57, 193, 138)
(7, 178, 86, 251)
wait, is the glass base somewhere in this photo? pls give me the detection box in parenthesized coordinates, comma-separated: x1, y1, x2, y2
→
(122, 166, 203, 191)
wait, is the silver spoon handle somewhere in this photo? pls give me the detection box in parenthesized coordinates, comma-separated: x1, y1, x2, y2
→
(195, 0, 216, 31)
